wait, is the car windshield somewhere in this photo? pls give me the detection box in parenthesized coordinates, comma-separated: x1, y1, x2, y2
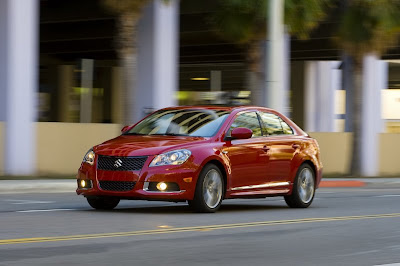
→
(124, 109, 231, 137)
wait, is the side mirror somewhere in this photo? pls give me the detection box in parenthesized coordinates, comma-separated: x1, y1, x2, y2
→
(231, 127, 253, 140)
(121, 125, 131, 133)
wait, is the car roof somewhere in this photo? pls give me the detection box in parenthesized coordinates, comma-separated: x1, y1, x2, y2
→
(161, 106, 277, 112)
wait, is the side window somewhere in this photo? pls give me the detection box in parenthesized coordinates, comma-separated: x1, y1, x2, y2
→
(280, 118, 294, 135)
(228, 112, 262, 138)
(259, 112, 284, 136)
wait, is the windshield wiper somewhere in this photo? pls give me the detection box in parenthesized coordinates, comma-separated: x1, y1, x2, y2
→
(150, 133, 189, 136)
(123, 132, 147, 136)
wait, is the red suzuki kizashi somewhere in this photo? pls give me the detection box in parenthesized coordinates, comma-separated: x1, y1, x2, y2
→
(77, 106, 322, 213)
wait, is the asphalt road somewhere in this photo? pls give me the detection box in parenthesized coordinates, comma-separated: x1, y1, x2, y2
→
(0, 188, 400, 266)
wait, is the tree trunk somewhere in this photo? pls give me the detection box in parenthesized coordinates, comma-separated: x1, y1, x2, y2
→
(116, 13, 138, 125)
(248, 71, 264, 106)
(350, 60, 363, 176)
(342, 53, 354, 132)
(247, 41, 264, 106)
(122, 53, 137, 125)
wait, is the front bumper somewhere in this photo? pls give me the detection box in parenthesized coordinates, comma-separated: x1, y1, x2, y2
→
(76, 159, 200, 201)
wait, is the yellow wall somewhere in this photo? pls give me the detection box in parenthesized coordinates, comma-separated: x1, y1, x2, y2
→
(36, 123, 121, 175)
(309, 132, 353, 175)
(0, 123, 400, 176)
(379, 133, 400, 176)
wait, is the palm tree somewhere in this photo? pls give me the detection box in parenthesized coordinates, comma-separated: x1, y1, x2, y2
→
(211, 0, 329, 105)
(336, 0, 400, 176)
(102, 0, 151, 125)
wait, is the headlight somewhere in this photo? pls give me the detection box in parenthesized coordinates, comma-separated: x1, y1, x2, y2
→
(149, 149, 191, 167)
(83, 148, 95, 165)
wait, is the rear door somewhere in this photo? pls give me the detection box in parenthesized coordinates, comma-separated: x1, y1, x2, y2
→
(259, 112, 299, 183)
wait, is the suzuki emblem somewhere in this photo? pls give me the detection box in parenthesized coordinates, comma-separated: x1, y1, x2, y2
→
(114, 159, 123, 168)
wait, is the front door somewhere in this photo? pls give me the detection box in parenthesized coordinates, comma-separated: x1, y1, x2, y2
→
(222, 111, 269, 191)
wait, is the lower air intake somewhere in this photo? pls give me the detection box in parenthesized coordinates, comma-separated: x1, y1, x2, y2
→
(99, 181, 136, 192)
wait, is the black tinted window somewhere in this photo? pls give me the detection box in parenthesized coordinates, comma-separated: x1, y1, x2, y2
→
(260, 112, 285, 135)
(280, 118, 294, 135)
(228, 112, 262, 138)
(126, 109, 230, 137)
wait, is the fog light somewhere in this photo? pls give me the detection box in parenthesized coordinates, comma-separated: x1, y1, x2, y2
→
(156, 182, 167, 191)
(81, 180, 86, 188)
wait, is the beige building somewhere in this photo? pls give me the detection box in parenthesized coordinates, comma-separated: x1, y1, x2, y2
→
(1, 0, 400, 176)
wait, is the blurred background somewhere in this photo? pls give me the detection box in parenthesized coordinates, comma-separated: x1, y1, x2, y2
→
(0, 0, 400, 177)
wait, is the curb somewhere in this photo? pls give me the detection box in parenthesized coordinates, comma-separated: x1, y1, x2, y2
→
(319, 180, 366, 188)
(0, 180, 77, 194)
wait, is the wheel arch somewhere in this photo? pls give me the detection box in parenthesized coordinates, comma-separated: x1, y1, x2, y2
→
(302, 160, 317, 178)
(201, 158, 228, 197)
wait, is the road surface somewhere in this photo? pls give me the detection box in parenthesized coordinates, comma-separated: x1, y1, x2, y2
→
(0, 188, 400, 265)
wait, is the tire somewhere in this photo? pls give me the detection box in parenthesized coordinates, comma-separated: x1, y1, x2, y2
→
(86, 196, 120, 210)
(284, 164, 316, 208)
(188, 164, 224, 213)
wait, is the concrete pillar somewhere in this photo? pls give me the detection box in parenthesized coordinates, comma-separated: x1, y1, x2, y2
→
(210, 71, 221, 92)
(80, 59, 94, 123)
(58, 65, 73, 122)
(111, 67, 124, 124)
(282, 31, 291, 117)
(265, 0, 285, 114)
(304, 61, 338, 132)
(136, 0, 179, 122)
(361, 55, 387, 176)
(290, 61, 305, 128)
(304, 61, 318, 132)
(0, 0, 38, 175)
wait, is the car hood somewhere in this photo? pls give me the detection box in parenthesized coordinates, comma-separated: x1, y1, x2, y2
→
(93, 135, 209, 157)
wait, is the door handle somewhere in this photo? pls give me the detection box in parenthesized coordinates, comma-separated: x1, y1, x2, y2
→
(262, 146, 270, 152)
(292, 144, 300, 149)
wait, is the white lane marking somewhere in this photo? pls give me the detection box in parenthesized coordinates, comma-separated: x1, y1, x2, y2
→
(379, 235, 400, 240)
(4, 199, 55, 204)
(374, 195, 400, 198)
(338, 249, 381, 257)
(375, 263, 400, 266)
(17, 209, 76, 213)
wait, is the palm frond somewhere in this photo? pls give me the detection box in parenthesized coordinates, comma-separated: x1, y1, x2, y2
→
(337, 0, 400, 61)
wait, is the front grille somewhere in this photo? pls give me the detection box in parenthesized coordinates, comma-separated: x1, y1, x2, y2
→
(97, 155, 148, 171)
(99, 181, 136, 191)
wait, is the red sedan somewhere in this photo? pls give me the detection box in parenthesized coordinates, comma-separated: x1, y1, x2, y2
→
(77, 106, 322, 213)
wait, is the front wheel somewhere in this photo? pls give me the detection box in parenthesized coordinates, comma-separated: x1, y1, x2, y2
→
(86, 196, 120, 210)
(188, 164, 224, 213)
(284, 164, 315, 208)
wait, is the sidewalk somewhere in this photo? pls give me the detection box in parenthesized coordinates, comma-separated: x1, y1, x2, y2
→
(0, 178, 400, 194)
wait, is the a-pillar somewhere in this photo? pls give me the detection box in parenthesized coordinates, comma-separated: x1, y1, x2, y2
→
(361, 55, 387, 176)
(135, 0, 179, 122)
(0, 0, 38, 175)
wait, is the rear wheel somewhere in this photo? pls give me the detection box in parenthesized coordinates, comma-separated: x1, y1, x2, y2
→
(284, 164, 315, 208)
(188, 164, 224, 213)
(86, 196, 120, 210)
